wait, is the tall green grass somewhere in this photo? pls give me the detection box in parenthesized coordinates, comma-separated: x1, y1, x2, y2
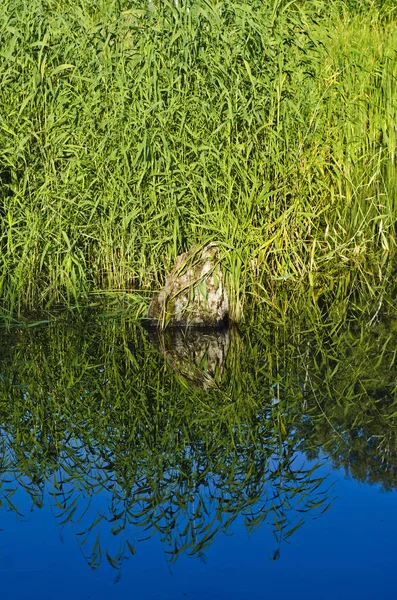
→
(0, 0, 396, 316)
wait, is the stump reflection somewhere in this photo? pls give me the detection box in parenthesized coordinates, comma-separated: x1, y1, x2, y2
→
(147, 327, 232, 389)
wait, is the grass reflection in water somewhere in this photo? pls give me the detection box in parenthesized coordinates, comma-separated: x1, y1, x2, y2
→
(0, 301, 396, 575)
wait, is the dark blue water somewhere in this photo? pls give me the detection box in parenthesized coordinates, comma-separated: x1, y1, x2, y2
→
(1, 459, 395, 600)
(1, 316, 396, 599)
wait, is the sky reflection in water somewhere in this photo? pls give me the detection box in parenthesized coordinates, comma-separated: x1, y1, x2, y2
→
(0, 309, 396, 599)
(1, 464, 396, 600)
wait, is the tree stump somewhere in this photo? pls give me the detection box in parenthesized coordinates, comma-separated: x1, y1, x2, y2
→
(147, 243, 229, 328)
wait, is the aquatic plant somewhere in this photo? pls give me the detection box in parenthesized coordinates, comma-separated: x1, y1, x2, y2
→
(0, 0, 396, 316)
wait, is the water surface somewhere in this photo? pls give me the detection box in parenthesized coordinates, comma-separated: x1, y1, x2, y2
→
(0, 305, 396, 599)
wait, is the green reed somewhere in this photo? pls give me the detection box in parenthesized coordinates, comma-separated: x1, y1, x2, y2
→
(0, 0, 396, 315)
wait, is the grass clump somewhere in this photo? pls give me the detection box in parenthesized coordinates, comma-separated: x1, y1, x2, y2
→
(0, 0, 396, 317)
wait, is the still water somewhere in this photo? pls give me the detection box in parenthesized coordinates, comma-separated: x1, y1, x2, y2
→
(0, 305, 396, 599)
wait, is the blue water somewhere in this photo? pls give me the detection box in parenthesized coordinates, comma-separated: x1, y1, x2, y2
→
(1, 462, 395, 600)
(1, 315, 396, 599)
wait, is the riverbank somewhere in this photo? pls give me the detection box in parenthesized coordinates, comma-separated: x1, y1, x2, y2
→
(1, 0, 396, 316)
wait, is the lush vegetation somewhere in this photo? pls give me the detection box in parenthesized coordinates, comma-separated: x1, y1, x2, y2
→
(0, 0, 396, 315)
(0, 299, 396, 571)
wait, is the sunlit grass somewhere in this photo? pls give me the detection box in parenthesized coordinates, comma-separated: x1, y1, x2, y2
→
(0, 0, 396, 315)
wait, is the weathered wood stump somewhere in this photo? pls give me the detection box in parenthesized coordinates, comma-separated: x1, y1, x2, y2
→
(147, 243, 228, 328)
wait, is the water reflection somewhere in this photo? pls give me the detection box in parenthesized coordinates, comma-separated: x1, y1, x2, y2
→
(0, 306, 396, 576)
(145, 325, 232, 388)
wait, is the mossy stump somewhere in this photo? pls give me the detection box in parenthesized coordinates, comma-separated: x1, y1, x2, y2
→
(147, 243, 229, 329)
